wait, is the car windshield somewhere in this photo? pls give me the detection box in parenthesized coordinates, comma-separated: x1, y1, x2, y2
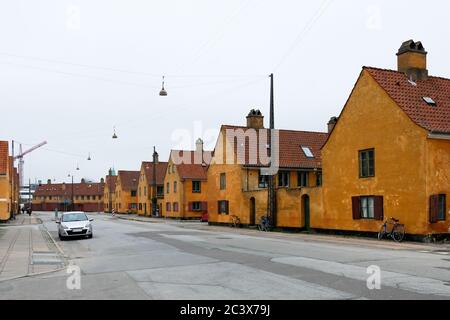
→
(62, 213, 88, 222)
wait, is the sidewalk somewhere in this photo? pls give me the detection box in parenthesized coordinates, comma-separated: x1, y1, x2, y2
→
(108, 212, 450, 252)
(0, 215, 65, 282)
(0, 213, 42, 226)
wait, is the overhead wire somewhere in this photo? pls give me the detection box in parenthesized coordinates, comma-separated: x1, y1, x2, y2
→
(273, 0, 334, 72)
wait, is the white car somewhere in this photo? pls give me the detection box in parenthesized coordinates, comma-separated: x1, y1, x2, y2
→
(57, 211, 93, 240)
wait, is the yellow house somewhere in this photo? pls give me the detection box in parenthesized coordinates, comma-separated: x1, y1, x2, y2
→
(317, 40, 449, 238)
(0, 141, 11, 221)
(114, 170, 139, 214)
(163, 139, 211, 220)
(207, 110, 328, 228)
(104, 169, 117, 213)
(136, 150, 168, 216)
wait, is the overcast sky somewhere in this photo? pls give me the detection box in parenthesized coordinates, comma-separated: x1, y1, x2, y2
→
(1, 0, 449, 184)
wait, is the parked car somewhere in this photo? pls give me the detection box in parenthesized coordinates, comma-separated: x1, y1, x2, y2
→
(57, 211, 93, 240)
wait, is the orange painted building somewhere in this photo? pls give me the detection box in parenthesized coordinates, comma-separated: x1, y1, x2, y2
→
(114, 170, 140, 214)
(163, 139, 211, 220)
(317, 40, 449, 238)
(104, 169, 117, 213)
(136, 154, 168, 216)
(207, 110, 328, 228)
(33, 179, 105, 212)
(0, 141, 20, 221)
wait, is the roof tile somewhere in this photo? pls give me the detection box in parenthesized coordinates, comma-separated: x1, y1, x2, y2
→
(365, 67, 450, 134)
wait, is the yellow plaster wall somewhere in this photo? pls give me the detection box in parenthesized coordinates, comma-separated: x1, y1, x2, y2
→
(319, 69, 441, 235)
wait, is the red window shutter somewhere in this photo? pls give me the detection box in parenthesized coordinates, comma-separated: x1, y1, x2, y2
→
(352, 197, 361, 220)
(225, 201, 229, 215)
(374, 196, 384, 221)
(430, 195, 439, 223)
(188, 202, 193, 212)
(201, 202, 208, 213)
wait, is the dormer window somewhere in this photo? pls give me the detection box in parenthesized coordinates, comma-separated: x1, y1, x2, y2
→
(423, 97, 436, 106)
(301, 146, 314, 158)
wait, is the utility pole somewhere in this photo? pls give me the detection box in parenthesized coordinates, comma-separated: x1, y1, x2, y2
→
(71, 175, 74, 211)
(28, 178, 31, 209)
(152, 147, 158, 217)
(268, 73, 277, 227)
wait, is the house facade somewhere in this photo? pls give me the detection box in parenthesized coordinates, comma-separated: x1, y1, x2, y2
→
(136, 152, 168, 216)
(114, 170, 139, 214)
(0, 141, 20, 221)
(0, 141, 11, 220)
(317, 40, 450, 237)
(207, 110, 328, 228)
(104, 169, 117, 213)
(163, 140, 211, 219)
(33, 179, 105, 212)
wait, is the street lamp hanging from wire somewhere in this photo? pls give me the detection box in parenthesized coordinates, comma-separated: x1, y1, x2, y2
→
(112, 126, 118, 139)
(159, 76, 167, 96)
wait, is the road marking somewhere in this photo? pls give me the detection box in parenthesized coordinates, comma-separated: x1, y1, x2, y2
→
(272, 256, 450, 297)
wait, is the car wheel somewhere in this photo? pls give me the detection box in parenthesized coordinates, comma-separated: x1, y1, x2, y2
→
(88, 234, 93, 239)
(59, 233, 65, 241)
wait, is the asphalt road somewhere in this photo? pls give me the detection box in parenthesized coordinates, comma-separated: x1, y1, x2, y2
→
(1, 211, 449, 300)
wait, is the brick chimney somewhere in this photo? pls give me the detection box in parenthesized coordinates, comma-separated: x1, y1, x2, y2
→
(47, 179, 51, 184)
(327, 117, 338, 133)
(397, 40, 428, 81)
(246, 109, 264, 129)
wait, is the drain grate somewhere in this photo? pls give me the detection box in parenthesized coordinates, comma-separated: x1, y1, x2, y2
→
(32, 251, 63, 265)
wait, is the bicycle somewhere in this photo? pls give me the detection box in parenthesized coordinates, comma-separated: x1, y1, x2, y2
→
(230, 215, 241, 228)
(378, 217, 405, 243)
(258, 216, 271, 232)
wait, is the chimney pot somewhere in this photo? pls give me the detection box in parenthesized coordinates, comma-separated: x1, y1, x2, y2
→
(246, 109, 264, 129)
(327, 117, 338, 133)
(397, 39, 428, 81)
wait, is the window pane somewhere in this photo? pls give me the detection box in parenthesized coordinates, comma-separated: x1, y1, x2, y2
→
(438, 195, 446, 220)
(368, 197, 375, 218)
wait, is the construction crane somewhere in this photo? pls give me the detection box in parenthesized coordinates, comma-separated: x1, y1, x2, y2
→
(14, 141, 47, 187)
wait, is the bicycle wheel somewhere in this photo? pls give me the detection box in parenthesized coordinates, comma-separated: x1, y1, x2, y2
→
(392, 224, 405, 243)
(378, 224, 386, 240)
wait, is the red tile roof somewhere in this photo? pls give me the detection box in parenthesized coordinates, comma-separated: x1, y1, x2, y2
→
(141, 161, 168, 185)
(0, 141, 8, 175)
(34, 182, 105, 197)
(117, 171, 140, 191)
(170, 150, 212, 180)
(365, 67, 450, 134)
(105, 175, 118, 193)
(218, 125, 328, 169)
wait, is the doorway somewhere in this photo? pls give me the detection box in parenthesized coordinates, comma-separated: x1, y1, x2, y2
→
(302, 195, 310, 230)
(250, 197, 256, 225)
